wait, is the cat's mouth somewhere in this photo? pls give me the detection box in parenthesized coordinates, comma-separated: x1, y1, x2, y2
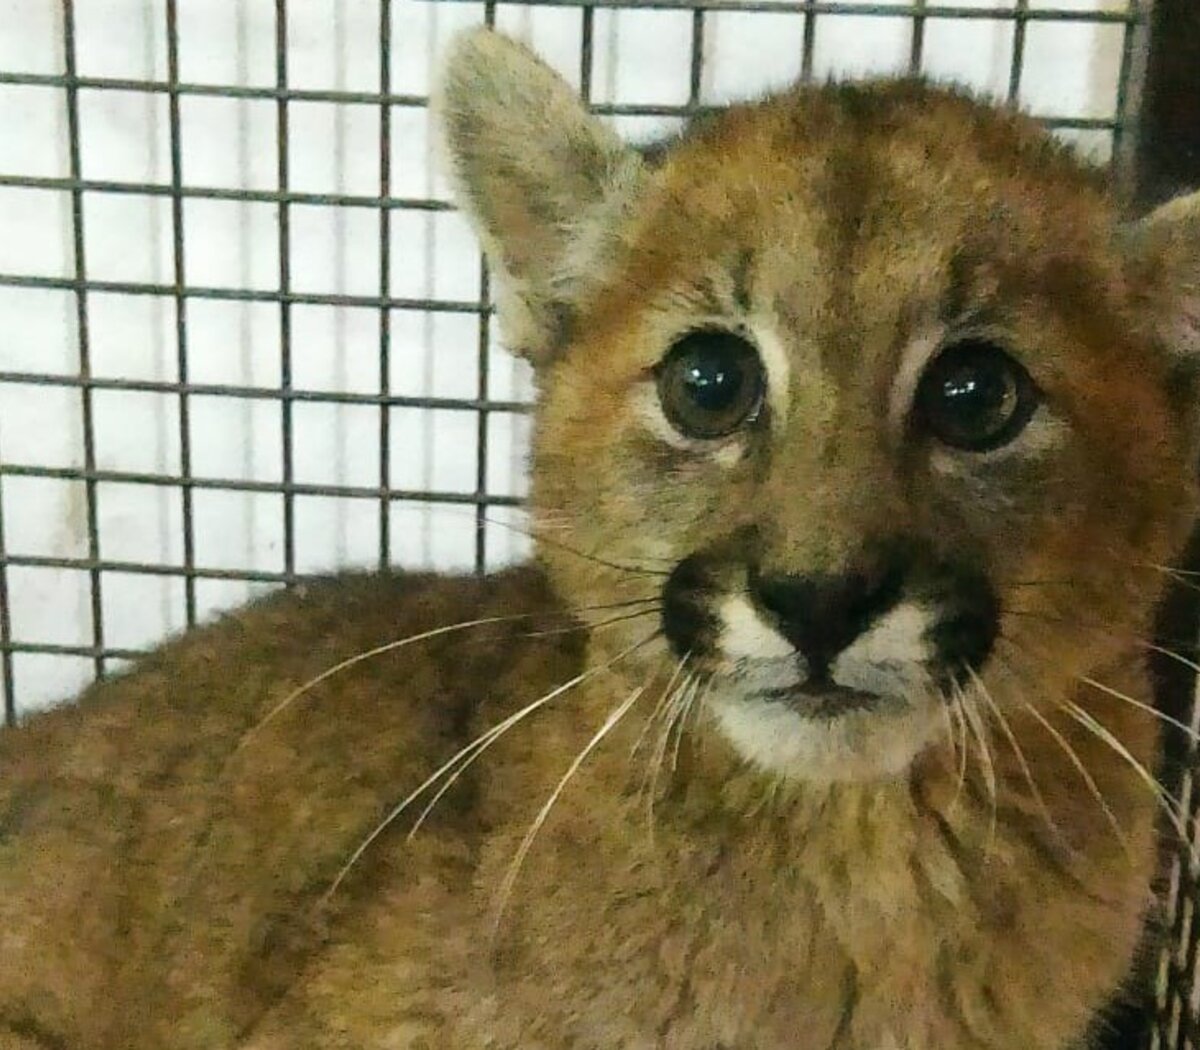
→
(756, 680, 890, 719)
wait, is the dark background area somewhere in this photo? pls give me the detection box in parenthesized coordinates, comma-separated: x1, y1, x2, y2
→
(1137, 0, 1200, 208)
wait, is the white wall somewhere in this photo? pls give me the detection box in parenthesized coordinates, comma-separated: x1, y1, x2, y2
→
(0, 0, 1132, 715)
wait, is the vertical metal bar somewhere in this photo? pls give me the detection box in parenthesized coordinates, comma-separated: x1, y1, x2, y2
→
(1112, 0, 1152, 208)
(801, 0, 817, 82)
(165, 0, 196, 626)
(0, 440, 14, 724)
(1007, 0, 1030, 103)
(378, 0, 393, 569)
(275, 0, 296, 583)
(62, 0, 106, 681)
(473, 0, 498, 575)
(688, 7, 704, 107)
(908, 0, 928, 74)
(580, 3, 594, 101)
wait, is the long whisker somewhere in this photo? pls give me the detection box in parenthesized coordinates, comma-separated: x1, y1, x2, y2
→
(644, 673, 694, 822)
(323, 633, 659, 901)
(1003, 609, 1200, 653)
(490, 681, 649, 934)
(949, 692, 969, 812)
(935, 689, 960, 780)
(520, 604, 661, 639)
(240, 614, 540, 750)
(1019, 699, 1130, 858)
(476, 508, 674, 577)
(629, 653, 690, 762)
(1078, 675, 1200, 745)
(969, 667, 1058, 843)
(670, 674, 710, 775)
(403, 629, 649, 841)
(241, 598, 659, 749)
(1058, 698, 1196, 868)
(958, 682, 997, 844)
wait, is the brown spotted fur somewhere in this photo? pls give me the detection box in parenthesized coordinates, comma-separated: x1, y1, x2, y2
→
(4, 28, 1200, 1049)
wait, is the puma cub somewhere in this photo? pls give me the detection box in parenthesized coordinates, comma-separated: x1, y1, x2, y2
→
(3, 28, 1200, 1050)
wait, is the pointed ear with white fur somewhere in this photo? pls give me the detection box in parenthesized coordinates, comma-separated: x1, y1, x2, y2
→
(434, 29, 644, 364)
(1125, 189, 1200, 361)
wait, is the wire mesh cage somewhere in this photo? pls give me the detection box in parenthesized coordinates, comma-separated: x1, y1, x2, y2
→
(1, 0, 1194, 1046)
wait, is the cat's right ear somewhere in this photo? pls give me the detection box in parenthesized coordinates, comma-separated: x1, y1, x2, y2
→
(1124, 189, 1200, 362)
(435, 29, 643, 365)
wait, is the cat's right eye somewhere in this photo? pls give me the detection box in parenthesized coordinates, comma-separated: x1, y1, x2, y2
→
(914, 338, 1040, 453)
(655, 329, 765, 441)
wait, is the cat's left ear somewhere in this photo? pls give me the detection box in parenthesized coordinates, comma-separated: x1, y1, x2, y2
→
(1123, 189, 1200, 362)
(434, 29, 644, 365)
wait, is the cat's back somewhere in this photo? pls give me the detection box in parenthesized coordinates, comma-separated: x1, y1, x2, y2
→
(0, 565, 581, 1050)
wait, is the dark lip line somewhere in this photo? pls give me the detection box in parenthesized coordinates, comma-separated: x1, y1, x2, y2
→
(753, 682, 889, 718)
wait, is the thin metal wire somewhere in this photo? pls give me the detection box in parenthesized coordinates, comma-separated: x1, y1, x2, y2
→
(275, 0, 296, 584)
(0, 424, 12, 724)
(165, 0, 197, 627)
(0, 272, 488, 313)
(689, 7, 705, 103)
(908, 0, 928, 74)
(801, 0, 816, 82)
(0, 463, 522, 505)
(61, 0, 106, 682)
(378, 0, 393, 569)
(474, 0, 498, 574)
(1007, 0, 1030, 103)
(1112, 0, 1153, 208)
(0, 173, 455, 210)
(0, 371, 529, 413)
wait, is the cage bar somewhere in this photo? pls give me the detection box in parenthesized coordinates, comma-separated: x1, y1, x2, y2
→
(61, 0, 106, 681)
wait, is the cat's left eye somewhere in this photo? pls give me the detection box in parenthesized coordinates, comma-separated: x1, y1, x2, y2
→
(915, 338, 1040, 453)
(656, 329, 765, 441)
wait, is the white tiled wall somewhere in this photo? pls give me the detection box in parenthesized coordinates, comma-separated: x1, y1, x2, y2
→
(0, 0, 1132, 714)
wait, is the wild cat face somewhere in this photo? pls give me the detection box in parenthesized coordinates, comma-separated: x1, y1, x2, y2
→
(438, 31, 1200, 782)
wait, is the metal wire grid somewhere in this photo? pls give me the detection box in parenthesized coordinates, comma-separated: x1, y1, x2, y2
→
(0, 0, 1189, 1045)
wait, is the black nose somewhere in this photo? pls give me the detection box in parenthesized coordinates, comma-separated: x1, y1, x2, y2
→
(751, 566, 903, 675)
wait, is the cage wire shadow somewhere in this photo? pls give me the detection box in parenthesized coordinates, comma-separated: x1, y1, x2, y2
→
(0, 0, 1195, 1047)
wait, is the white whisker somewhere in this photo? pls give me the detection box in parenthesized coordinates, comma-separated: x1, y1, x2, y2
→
(1059, 698, 1197, 870)
(1019, 700, 1130, 858)
(949, 691, 969, 813)
(240, 614, 541, 750)
(970, 668, 1058, 842)
(936, 687, 959, 778)
(629, 653, 691, 762)
(323, 633, 659, 901)
(240, 598, 658, 751)
(670, 674, 710, 775)
(490, 682, 649, 933)
(959, 682, 997, 845)
(1079, 674, 1200, 745)
(644, 672, 695, 838)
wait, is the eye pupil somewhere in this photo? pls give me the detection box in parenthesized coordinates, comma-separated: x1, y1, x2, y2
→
(657, 330, 764, 440)
(684, 356, 744, 411)
(916, 339, 1038, 452)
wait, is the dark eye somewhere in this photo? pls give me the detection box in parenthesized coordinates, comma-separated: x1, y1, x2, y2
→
(656, 329, 765, 440)
(915, 339, 1040, 452)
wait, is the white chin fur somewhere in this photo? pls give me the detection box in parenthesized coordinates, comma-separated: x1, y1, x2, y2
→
(709, 691, 941, 782)
(711, 598, 941, 781)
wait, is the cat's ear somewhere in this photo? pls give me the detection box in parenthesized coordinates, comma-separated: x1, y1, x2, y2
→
(434, 29, 643, 365)
(1124, 189, 1200, 362)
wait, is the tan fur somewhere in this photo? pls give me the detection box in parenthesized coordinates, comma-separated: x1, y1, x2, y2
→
(3, 29, 1200, 1049)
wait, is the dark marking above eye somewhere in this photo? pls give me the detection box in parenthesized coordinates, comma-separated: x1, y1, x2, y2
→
(731, 250, 754, 313)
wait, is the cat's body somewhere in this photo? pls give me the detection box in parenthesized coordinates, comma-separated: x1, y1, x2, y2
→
(4, 28, 1200, 1050)
(0, 567, 1161, 1049)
